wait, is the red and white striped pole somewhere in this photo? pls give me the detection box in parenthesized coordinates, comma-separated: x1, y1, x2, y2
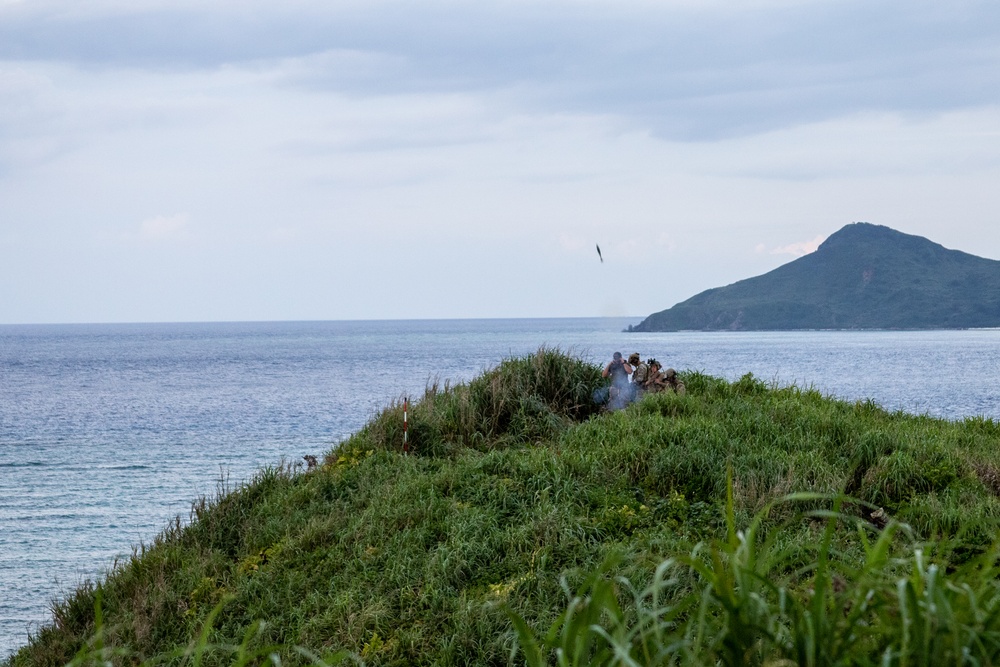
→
(403, 397, 409, 453)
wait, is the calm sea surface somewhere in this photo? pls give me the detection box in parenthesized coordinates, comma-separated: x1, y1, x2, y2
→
(2, 318, 1000, 655)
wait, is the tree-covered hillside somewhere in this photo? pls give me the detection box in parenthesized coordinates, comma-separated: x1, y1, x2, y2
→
(631, 223, 1000, 331)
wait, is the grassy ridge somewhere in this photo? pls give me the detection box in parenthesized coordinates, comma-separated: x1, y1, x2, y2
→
(8, 350, 1000, 666)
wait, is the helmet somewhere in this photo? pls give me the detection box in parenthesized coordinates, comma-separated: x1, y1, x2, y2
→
(628, 353, 640, 365)
(665, 368, 677, 379)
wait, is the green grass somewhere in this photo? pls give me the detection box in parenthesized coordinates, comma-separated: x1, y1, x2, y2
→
(510, 487, 1000, 666)
(8, 349, 1000, 666)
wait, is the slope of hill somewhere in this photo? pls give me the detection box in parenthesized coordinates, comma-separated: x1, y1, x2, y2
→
(8, 350, 1000, 666)
(631, 223, 1000, 331)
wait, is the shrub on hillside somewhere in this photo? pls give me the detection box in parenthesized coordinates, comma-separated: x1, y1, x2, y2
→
(353, 348, 605, 456)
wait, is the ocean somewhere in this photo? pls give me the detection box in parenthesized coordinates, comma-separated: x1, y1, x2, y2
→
(2, 318, 999, 656)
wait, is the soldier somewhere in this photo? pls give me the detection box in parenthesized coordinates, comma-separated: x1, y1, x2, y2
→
(644, 359, 665, 392)
(602, 352, 633, 410)
(662, 368, 686, 395)
(628, 353, 649, 401)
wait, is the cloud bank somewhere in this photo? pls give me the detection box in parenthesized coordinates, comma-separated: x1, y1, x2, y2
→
(4, 1, 999, 140)
(1, 0, 999, 322)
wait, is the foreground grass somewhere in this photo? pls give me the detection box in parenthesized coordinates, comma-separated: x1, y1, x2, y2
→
(512, 488, 1000, 666)
(8, 350, 1000, 666)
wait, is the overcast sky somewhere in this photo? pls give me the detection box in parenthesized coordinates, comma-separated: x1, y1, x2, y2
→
(2, 0, 999, 323)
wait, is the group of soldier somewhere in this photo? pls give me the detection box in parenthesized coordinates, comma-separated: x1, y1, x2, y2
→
(600, 351, 685, 411)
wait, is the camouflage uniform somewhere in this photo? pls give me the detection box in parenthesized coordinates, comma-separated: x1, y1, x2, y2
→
(644, 363, 664, 392)
(662, 368, 686, 395)
(628, 354, 647, 401)
(632, 361, 649, 385)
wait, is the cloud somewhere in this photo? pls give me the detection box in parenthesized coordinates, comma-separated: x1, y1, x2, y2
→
(557, 233, 588, 253)
(654, 232, 677, 252)
(768, 235, 826, 257)
(2, 1, 1000, 323)
(2, 1, 1000, 141)
(139, 214, 189, 240)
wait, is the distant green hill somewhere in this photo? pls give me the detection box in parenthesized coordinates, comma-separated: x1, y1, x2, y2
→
(631, 223, 1000, 331)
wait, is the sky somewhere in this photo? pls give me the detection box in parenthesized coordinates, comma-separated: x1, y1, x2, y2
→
(2, 0, 1000, 324)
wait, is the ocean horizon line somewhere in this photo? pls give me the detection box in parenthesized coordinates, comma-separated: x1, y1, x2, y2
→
(0, 315, 642, 328)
